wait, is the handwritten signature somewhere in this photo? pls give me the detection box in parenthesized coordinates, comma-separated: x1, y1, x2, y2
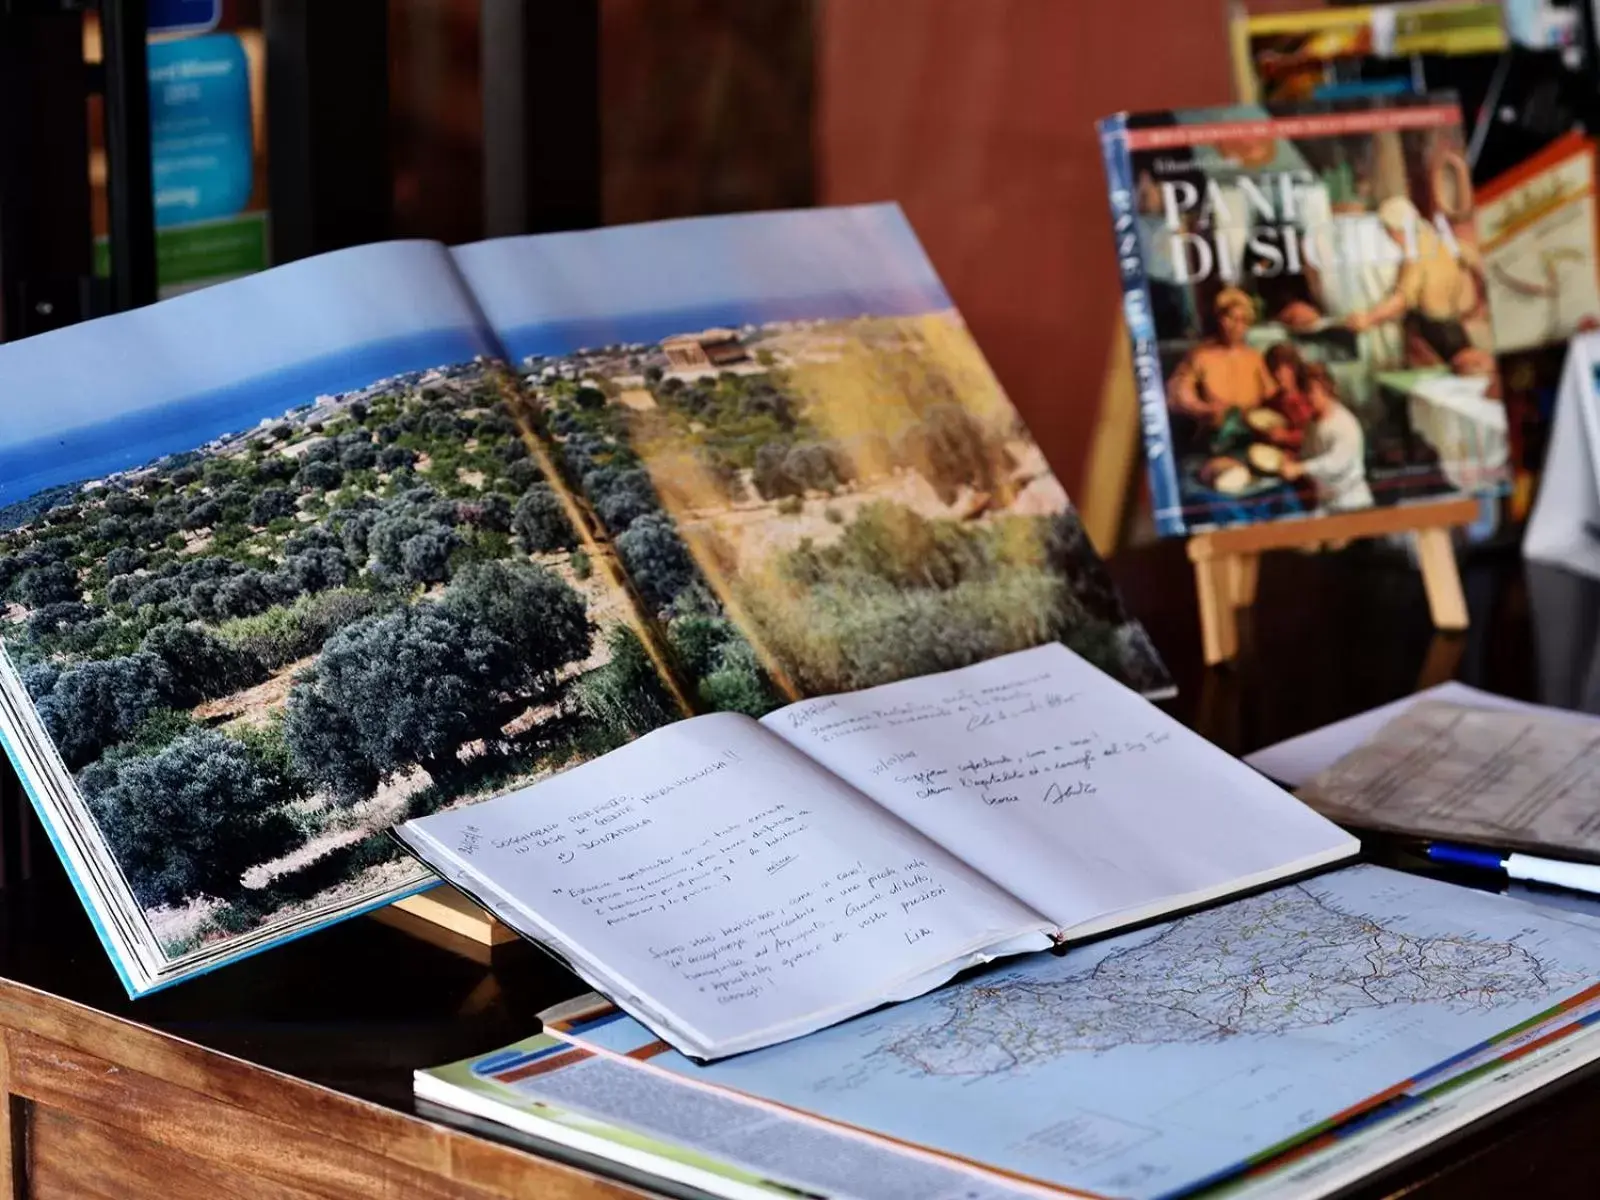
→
(1042, 779, 1097, 805)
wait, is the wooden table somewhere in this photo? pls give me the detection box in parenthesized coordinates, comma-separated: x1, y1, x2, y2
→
(3, 538, 1600, 1199)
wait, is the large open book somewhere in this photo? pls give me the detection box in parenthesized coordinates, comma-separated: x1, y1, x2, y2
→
(396, 642, 1356, 1059)
(0, 205, 1169, 996)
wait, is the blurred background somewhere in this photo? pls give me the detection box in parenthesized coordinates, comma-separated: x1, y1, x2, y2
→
(386, 0, 1319, 499)
(3, 0, 1591, 501)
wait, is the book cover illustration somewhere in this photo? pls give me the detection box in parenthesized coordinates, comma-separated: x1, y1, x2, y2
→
(1100, 98, 1509, 536)
(454, 206, 1171, 705)
(1476, 133, 1600, 515)
(1479, 132, 1600, 355)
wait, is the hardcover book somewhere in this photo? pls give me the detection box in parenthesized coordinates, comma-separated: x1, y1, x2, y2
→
(0, 205, 1168, 996)
(1099, 97, 1509, 535)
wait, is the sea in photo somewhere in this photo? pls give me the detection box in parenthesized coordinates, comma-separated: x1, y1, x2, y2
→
(0, 329, 486, 509)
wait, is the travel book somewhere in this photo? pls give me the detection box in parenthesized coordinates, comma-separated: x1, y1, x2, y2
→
(1099, 96, 1509, 536)
(426, 864, 1600, 1200)
(396, 642, 1357, 1060)
(0, 205, 1169, 997)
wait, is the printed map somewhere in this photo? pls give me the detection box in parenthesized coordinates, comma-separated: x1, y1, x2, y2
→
(878, 882, 1574, 1076)
(572, 866, 1600, 1199)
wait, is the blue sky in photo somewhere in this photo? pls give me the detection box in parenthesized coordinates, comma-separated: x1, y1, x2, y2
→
(454, 203, 954, 361)
(0, 241, 491, 504)
(0, 241, 487, 451)
(0, 206, 955, 506)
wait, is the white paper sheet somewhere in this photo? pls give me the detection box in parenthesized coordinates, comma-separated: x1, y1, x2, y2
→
(1295, 700, 1600, 856)
(1526, 332, 1600, 579)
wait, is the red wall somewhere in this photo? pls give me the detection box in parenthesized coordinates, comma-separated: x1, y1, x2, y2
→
(816, 0, 1320, 495)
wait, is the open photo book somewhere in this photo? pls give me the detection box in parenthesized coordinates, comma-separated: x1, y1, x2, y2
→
(396, 642, 1357, 1059)
(0, 204, 1171, 996)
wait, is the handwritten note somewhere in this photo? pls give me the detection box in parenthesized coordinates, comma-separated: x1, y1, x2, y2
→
(766, 643, 1354, 937)
(400, 712, 1050, 1057)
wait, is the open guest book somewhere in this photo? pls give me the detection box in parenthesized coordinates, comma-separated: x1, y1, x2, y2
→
(0, 205, 1168, 996)
(396, 642, 1358, 1059)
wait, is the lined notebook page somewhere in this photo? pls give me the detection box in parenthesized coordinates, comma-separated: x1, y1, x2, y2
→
(399, 711, 1051, 1056)
(763, 644, 1358, 937)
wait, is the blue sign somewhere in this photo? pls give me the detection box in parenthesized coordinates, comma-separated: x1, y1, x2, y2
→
(148, 34, 253, 228)
(149, 0, 221, 35)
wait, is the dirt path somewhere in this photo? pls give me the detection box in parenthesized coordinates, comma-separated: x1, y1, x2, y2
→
(194, 654, 319, 728)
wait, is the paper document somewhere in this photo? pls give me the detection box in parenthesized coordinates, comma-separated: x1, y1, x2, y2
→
(1297, 700, 1600, 860)
(1244, 682, 1552, 786)
(766, 645, 1354, 937)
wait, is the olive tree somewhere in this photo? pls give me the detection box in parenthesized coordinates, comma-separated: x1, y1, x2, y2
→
(248, 487, 298, 526)
(512, 485, 577, 553)
(283, 563, 590, 801)
(81, 730, 302, 908)
(616, 512, 696, 611)
(16, 562, 80, 608)
(33, 652, 175, 768)
(142, 621, 266, 705)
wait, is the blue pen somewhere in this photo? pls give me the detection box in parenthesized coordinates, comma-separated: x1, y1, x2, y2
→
(1426, 842, 1600, 897)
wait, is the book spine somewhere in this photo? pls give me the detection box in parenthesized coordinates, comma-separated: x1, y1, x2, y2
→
(1097, 115, 1187, 537)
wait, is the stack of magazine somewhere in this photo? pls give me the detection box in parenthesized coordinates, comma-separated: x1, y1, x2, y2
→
(416, 972, 1600, 1200)
(390, 632, 1600, 1198)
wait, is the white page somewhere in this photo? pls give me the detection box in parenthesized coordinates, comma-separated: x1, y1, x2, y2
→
(761, 644, 1356, 937)
(399, 712, 1052, 1057)
(1243, 682, 1556, 787)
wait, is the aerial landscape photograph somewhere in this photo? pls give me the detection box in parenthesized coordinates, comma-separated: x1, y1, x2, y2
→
(0, 356, 667, 958)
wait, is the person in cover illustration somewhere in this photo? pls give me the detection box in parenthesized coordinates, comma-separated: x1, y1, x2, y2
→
(1279, 363, 1374, 512)
(1165, 288, 1275, 424)
(1343, 196, 1491, 375)
(1262, 343, 1314, 453)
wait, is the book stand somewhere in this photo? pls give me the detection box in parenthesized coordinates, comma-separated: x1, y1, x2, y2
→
(1186, 496, 1477, 666)
(384, 888, 515, 950)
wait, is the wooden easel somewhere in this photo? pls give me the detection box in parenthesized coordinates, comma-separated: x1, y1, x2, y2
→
(1081, 314, 1144, 556)
(1080, 318, 1479, 667)
(1187, 496, 1477, 666)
